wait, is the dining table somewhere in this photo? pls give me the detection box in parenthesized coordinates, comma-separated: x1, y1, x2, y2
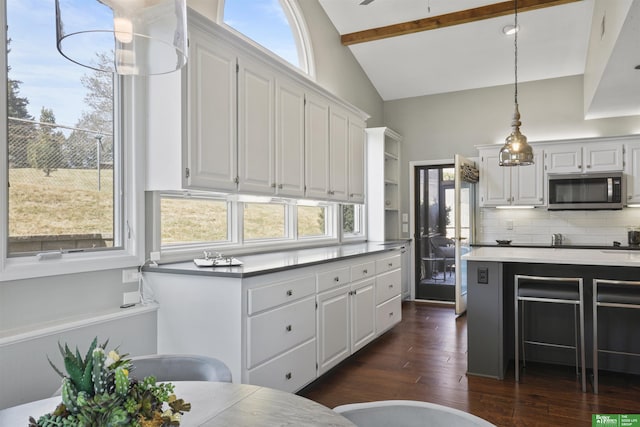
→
(0, 381, 356, 426)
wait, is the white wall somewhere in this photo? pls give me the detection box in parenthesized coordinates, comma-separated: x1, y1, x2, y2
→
(384, 75, 640, 237)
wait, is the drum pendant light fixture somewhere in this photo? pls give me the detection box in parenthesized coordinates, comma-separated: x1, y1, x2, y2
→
(499, 0, 534, 166)
(55, 0, 188, 76)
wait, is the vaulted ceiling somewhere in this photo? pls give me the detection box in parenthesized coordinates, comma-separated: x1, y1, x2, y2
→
(317, 0, 640, 119)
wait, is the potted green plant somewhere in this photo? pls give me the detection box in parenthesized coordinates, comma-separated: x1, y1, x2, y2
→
(29, 338, 191, 427)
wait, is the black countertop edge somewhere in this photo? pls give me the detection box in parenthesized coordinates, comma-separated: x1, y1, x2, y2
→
(472, 243, 640, 250)
(142, 240, 410, 278)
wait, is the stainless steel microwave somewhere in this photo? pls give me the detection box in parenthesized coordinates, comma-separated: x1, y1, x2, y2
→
(547, 172, 625, 210)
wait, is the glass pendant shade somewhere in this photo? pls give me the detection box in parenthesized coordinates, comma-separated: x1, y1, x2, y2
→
(499, 104, 534, 166)
(55, 0, 188, 76)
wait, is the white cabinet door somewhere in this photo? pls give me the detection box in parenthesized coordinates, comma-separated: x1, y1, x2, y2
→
(185, 27, 237, 191)
(625, 141, 640, 204)
(348, 118, 366, 203)
(350, 278, 375, 353)
(237, 56, 275, 195)
(545, 142, 622, 173)
(305, 93, 330, 200)
(316, 284, 350, 375)
(329, 106, 349, 201)
(584, 142, 624, 172)
(479, 149, 511, 206)
(512, 151, 544, 206)
(545, 144, 582, 174)
(275, 77, 306, 198)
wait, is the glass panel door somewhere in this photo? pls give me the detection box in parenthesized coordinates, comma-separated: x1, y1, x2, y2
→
(414, 164, 455, 301)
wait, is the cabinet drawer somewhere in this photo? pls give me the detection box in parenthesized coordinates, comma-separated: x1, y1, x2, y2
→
(317, 266, 351, 293)
(247, 296, 316, 368)
(351, 260, 376, 282)
(248, 275, 315, 315)
(376, 294, 402, 334)
(247, 339, 317, 393)
(376, 254, 401, 273)
(376, 269, 402, 304)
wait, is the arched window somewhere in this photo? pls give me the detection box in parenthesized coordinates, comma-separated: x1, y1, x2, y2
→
(221, 0, 314, 76)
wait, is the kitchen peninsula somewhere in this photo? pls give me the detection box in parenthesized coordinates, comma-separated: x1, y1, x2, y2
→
(464, 246, 640, 381)
(142, 241, 409, 394)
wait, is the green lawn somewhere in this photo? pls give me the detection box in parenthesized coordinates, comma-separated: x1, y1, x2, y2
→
(10, 168, 325, 243)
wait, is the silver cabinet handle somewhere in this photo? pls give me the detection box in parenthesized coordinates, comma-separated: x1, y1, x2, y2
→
(286, 290, 293, 296)
(285, 372, 292, 380)
(278, 184, 283, 189)
(389, 284, 394, 288)
(363, 269, 368, 274)
(271, 183, 276, 188)
(285, 325, 292, 332)
(388, 312, 394, 317)
(334, 276, 340, 282)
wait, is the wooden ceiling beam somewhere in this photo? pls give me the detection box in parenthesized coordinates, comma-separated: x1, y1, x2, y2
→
(341, 0, 581, 46)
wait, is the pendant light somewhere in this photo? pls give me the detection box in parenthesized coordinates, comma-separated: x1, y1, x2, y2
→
(499, 0, 534, 166)
(55, 0, 188, 76)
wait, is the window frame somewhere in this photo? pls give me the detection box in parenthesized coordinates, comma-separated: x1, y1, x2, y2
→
(152, 192, 341, 260)
(341, 203, 367, 243)
(0, 11, 145, 282)
(217, 0, 315, 77)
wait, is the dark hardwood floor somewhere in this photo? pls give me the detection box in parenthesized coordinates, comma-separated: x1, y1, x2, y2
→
(299, 301, 640, 426)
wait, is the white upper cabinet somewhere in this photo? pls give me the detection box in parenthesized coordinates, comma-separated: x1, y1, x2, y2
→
(584, 143, 624, 172)
(624, 140, 640, 204)
(348, 119, 366, 203)
(305, 99, 364, 202)
(237, 55, 275, 195)
(545, 142, 623, 173)
(237, 59, 306, 198)
(184, 25, 238, 191)
(479, 148, 543, 207)
(304, 92, 331, 200)
(147, 10, 368, 196)
(275, 77, 306, 198)
(329, 106, 350, 201)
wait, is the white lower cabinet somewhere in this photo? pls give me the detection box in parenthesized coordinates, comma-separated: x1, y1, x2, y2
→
(247, 296, 316, 368)
(350, 278, 376, 353)
(247, 339, 317, 393)
(376, 295, 402, 334)
(145, 248, 404, 394)
(317, 283, 351, 375)
(374, 255, 403, 334)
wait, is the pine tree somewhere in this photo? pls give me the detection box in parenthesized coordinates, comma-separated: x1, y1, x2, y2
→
(28, 108, 64, 176)
(7, 37, 36, 167)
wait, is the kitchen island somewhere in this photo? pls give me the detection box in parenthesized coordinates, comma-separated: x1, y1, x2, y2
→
(464, 246, 640, 381)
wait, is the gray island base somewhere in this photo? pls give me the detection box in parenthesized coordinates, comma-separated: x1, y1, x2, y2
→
(467, 260, 640, 381)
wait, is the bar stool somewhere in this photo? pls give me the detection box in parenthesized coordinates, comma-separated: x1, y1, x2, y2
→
(514, 274, 586, 392)
(592, 279, 640, 394)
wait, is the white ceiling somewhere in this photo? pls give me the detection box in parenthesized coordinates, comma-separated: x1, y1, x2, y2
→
(317, 0, 640, 119)
(318, 0, 594, 100)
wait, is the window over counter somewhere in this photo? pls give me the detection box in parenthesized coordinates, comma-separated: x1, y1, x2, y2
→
(1, 0, 144, 280)
(154, 192, 363, 256)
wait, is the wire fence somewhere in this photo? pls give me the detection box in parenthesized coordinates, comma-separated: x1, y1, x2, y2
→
(8, 117, 114, 187)
(8, 117, 115, 254)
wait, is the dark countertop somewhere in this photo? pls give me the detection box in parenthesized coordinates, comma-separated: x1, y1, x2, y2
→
(473, 243, 640, 250)
(142, 241, 409, 278)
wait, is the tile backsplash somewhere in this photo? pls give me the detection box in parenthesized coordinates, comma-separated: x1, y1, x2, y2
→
(477, 208, 640, 246)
